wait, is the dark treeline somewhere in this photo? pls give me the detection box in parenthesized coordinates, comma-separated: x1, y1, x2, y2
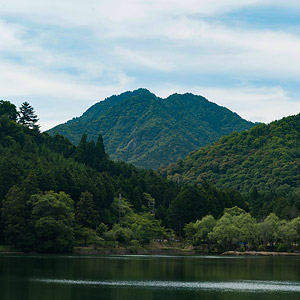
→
(0, 101, 176, 251)
(1, 100, 300, 253)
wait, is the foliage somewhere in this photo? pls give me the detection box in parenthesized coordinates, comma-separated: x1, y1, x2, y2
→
(123, 212, 166, 244)
(186, 208, 300, 252)
(160, 114, 300, 195)
(30, 191, 75, 252)
(259, 213, 280, 251)
(0, 100, 18, 121)
(96, 222, 108, 236)
(75, 226, 102, 247)
(76, 191, 99, 229)
(47, 89, 256, 169)
(168, 184, 247, 233)
(209, 213, 241, 251)
(3, 99, 300, 253)
(185, 215, 216, 251)
(1, 185, 32, 249)
(0, 108, 182, 251)
(18, 102, 39, 129)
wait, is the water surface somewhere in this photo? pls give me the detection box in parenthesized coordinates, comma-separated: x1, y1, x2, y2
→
(1, 254, 300, 300)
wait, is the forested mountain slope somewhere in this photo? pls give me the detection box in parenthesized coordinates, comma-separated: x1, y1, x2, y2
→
(159, 114, 300, 194)
(0, 102, 252, 251)
(48, 89, 256, 169)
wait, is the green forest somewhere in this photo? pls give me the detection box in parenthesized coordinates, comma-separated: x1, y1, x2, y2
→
(47, 89, 256, 169)
(160, 114, 300, 194)
(1, 100, 300, 253)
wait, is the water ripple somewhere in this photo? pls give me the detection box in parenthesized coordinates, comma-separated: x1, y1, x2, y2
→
(32, 278, 300, 293)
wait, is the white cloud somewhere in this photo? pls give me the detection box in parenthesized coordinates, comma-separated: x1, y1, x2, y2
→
(0, 0, 262, 24)
(0, 59, 134, 130)
(151, 83, 300, 123)
(1, 0, 300, 131)
(114, 47, 174, 71)
(0, 20, 25, 51)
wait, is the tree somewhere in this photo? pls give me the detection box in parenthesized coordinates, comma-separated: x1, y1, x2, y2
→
(123, 212, 166, 244)
(276, 220, 297, 251)
(110, 196, 134, 224)
(110, 224, 133, 245)
(1, 185, 34, 250)
(184, 221, 198, 244)
(0, 100, 18, 121)
(18, 102, 39, 129)
(75, 226, 102, 247)
(168, 185, 211, 235)
(259, 213, 279, 251)
(76, 191, 99, 229)
(209, 212, 241, 251)
(92, 134, 109, 172)
(97, 222, 108, 237)
(194, 215, 216, 252)
(234, 212, 258, 249)
(224, 206, 246, 216)
(290, 216, 300, 250)
(30, 191, 75, 252)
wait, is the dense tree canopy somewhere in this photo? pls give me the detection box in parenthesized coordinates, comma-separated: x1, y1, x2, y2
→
(2, 99, 300, 253)
(185, 207, 300, 252)
(160, 113, 300, 195)
(0, 100, 18, 121)
(31, 191, 75, 252)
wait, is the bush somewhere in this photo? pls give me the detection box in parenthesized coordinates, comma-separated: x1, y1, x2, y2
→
(127, 240, 141, 254)
(277, 243, 287, 252)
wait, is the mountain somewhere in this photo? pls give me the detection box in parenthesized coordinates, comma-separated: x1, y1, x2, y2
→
(0, 108, 180, 247)
(47, 89, 257, 169)
(159, 114, 300, 194)
(0, 110, 179, 217)
(0, 101, 251, 250)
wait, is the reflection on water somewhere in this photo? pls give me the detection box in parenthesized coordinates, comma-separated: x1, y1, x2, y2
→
(2, 254, 300, 300)
(34, 278, 300, 293)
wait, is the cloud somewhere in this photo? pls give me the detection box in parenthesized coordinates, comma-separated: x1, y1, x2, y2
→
(151, 83, 300, 123)
(1, 0, 300, 131)
(114, 47, 174, 71)
(0, 59, 134, 130)
(0, 1, 263, 24)
(116, 17, 300, 78)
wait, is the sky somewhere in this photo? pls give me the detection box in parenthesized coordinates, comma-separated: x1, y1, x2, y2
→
(1, 1, 300, 131)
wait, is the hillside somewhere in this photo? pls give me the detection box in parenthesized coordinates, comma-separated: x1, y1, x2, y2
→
(159, 114, 300, 194)
(47, 89, 256, 169)
(0, 101, 252, 251)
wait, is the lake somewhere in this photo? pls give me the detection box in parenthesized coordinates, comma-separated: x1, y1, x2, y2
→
(1, 254, 300, 300)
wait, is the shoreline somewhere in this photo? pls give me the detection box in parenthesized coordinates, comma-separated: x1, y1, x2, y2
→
(1, 245, 300, 257)
(222, 251, 300, 256)
(73, 247, 199, 256)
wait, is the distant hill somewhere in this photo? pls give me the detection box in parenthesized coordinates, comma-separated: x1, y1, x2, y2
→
(47, 89, 257, 169)
(159, 114, 300, 194)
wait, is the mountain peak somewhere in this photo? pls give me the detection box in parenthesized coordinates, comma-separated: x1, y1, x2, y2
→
(47, 90, 256, 169)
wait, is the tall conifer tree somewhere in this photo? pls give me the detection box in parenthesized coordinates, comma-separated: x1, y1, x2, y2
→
(18, 102, 39, 129)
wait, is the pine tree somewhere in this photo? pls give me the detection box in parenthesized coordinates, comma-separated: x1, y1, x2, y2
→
(93, 134, 109, 172)
(18, 102, 39, 129)
(95, 134, 108, 160)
